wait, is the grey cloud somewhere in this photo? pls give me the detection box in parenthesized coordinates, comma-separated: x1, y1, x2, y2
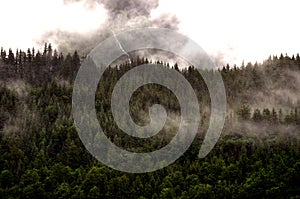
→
(40, 0, 180, 54)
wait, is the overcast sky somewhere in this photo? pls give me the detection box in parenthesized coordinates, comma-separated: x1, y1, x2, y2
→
(0, 0, 299, 65)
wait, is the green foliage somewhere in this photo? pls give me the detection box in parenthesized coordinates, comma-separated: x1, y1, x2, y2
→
(0, 45, 299, 198)
(236, 105, 251, 120)
(252, 109, 262, 122)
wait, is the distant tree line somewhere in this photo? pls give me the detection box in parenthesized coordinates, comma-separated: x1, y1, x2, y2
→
(0, 43, 80, 85)
(236, 105, 300, 125)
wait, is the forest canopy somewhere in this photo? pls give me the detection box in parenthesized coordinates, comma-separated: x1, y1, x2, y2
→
(0, 44, 299, 198)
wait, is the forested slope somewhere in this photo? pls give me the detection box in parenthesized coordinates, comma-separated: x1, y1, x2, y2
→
(0, 44, 299, 198)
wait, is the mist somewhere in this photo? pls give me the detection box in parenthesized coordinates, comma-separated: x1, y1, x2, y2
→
(40, 0, 180, 55)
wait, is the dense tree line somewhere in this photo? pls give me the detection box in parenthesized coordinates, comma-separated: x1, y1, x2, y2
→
(0, 44, 80, 85)
(236, 105, 300, 125)
(0, 44, 299, 198)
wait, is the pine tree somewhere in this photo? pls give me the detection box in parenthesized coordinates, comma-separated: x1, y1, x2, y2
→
(252, 109, 262, 122)
(0, 47, 6, 62)
(271, 108, 278, 123)
(8, 48, 15, 65)
(27, 49, 32, 63)
(237, 105, 251, 120)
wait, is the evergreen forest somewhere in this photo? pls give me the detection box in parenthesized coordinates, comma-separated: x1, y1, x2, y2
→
(0, 44, 299, 198)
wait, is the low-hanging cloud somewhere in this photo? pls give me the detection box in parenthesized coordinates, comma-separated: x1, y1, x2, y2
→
(40, 0, 180, 55)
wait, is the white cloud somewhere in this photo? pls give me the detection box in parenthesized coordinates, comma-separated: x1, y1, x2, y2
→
(152, 0, 300, 64)
(0, 0, 299, 64)
(0, 0, 107, 50)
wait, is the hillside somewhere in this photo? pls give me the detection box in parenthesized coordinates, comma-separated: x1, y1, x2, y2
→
(0, 44, 299, 198)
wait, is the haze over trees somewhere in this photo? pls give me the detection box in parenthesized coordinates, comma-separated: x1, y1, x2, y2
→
(0, 44, 299, 198)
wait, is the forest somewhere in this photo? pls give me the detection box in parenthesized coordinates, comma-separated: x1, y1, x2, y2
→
(0, 44, 299, 198)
